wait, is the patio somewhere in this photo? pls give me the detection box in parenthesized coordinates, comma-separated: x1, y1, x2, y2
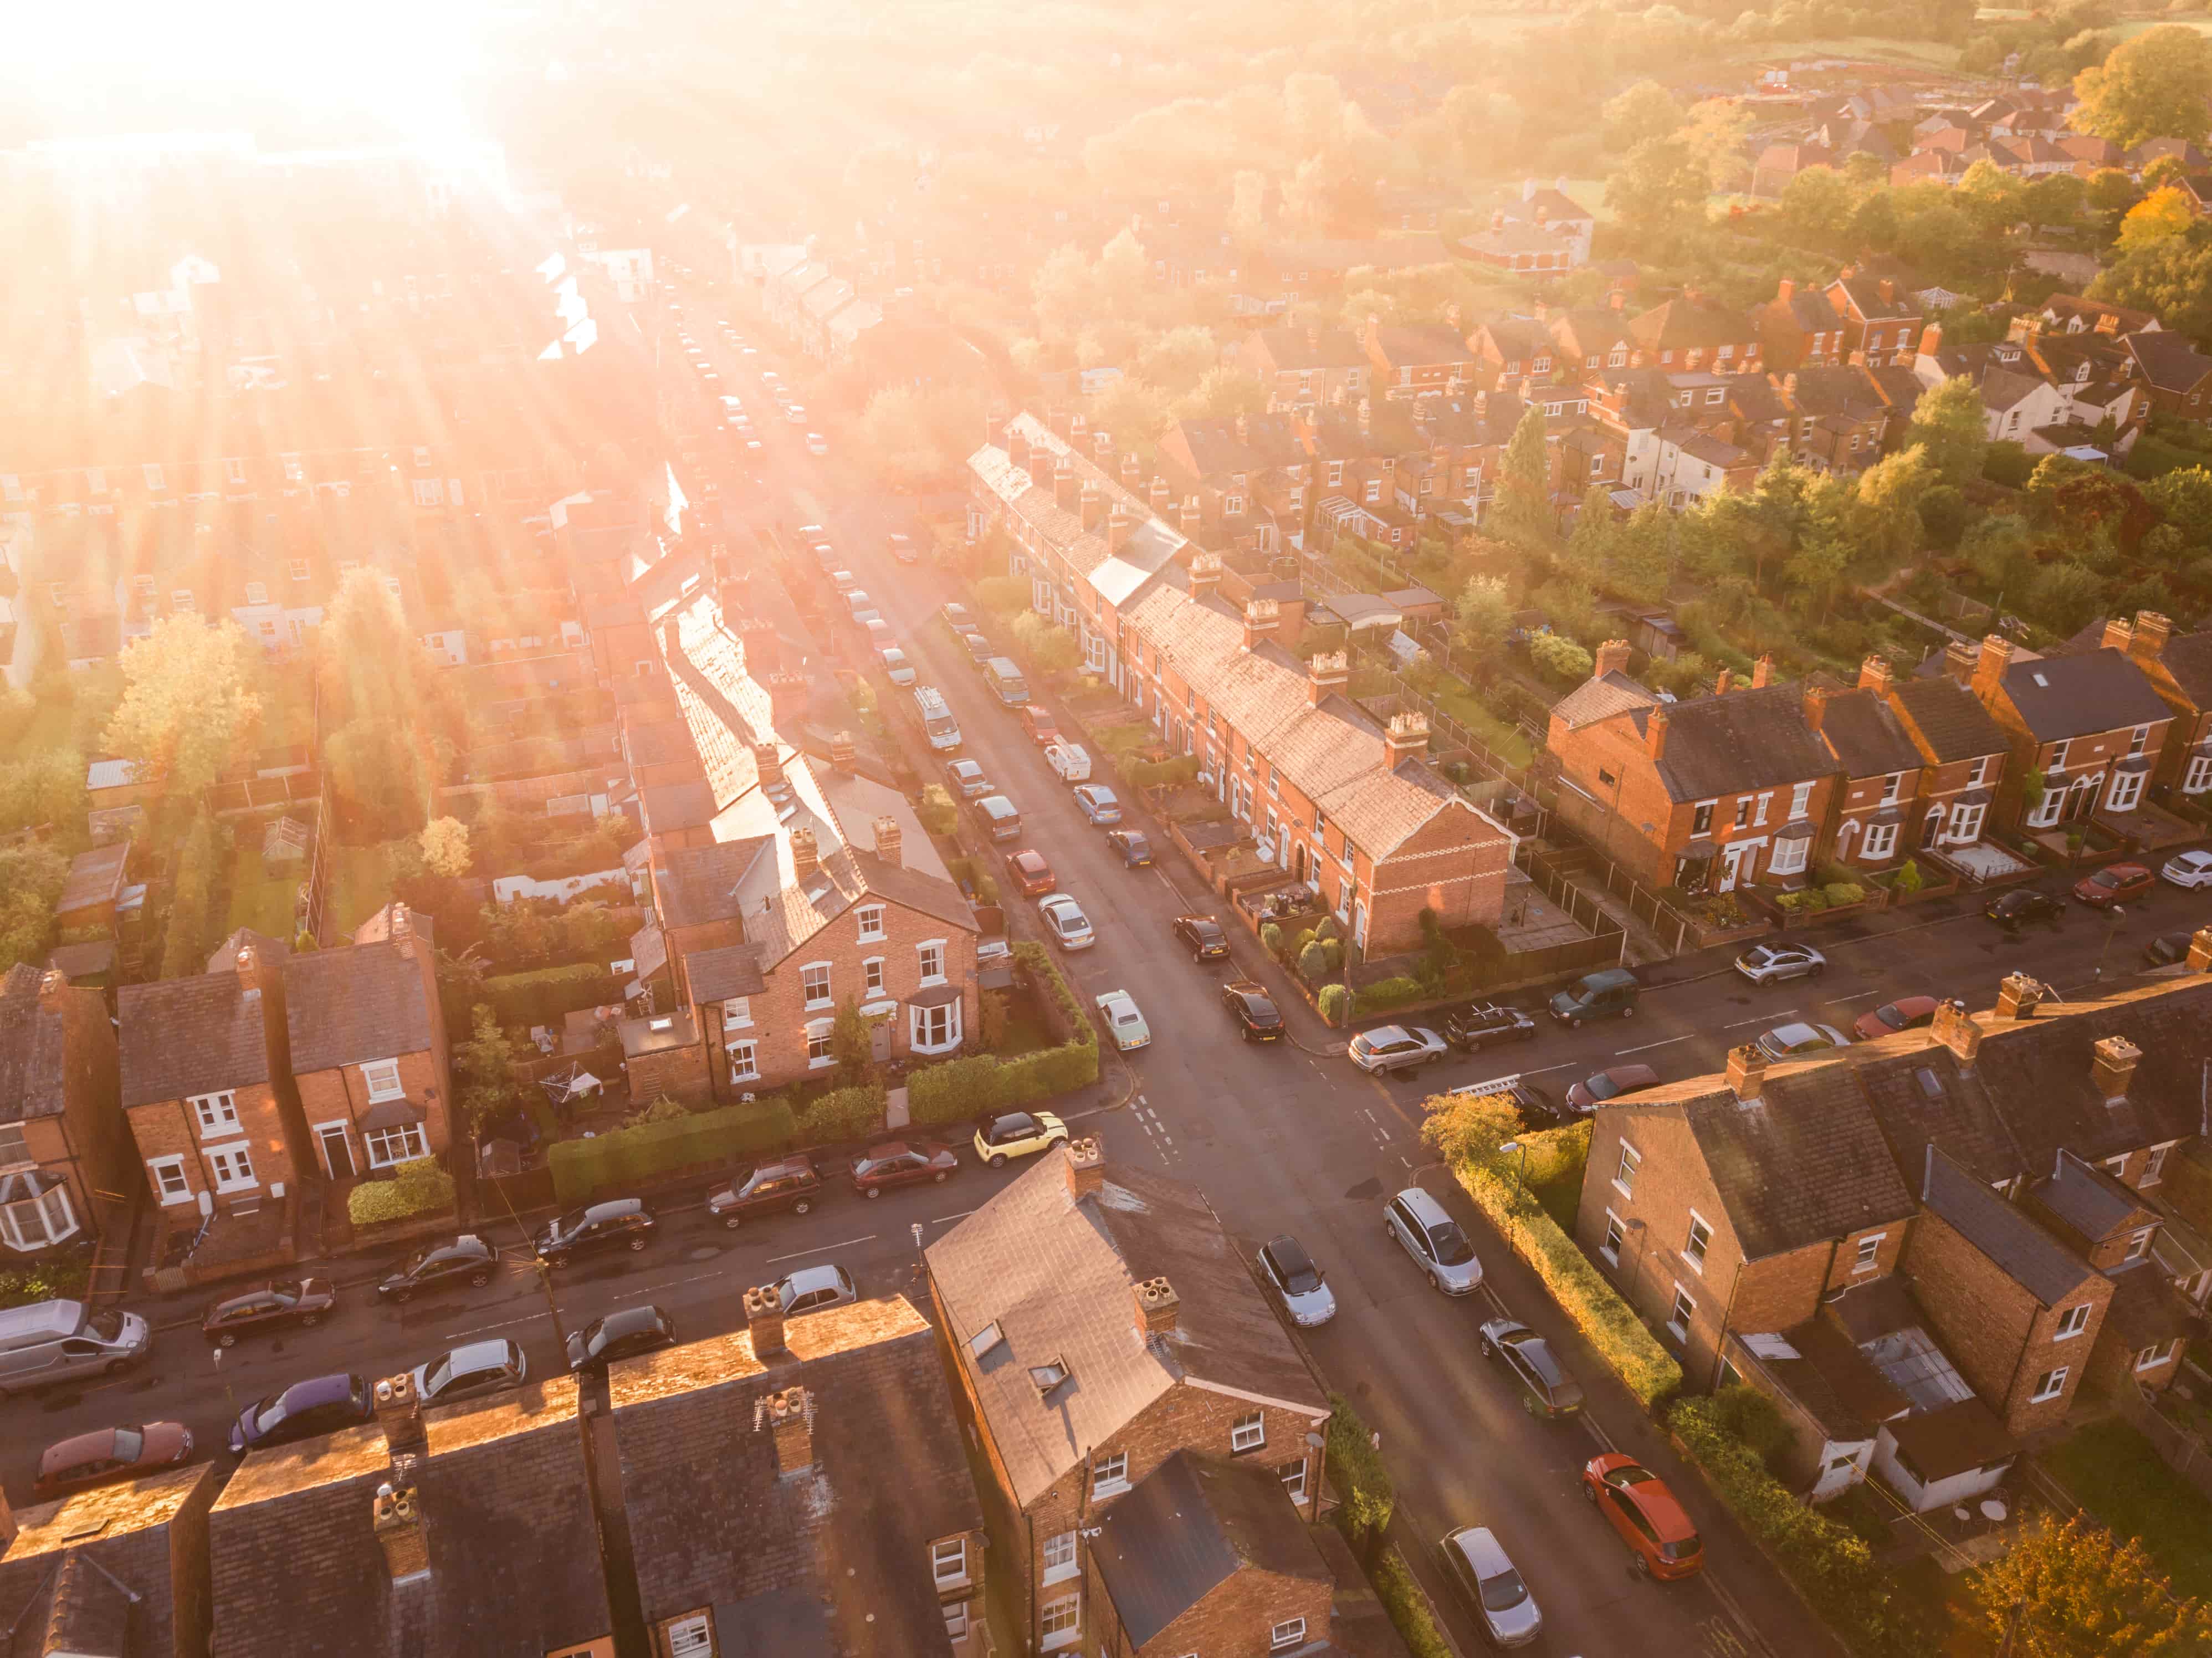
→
(1496, 867, 1596, 951)
(2096, 799, 2203, 854)
(1932, 840, 2036, 883)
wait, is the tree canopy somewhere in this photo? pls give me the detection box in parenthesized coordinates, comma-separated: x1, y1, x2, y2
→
(1971, 1513, 2212, 1656)
(2073, 24, 2212, 148)
(102, 615, 264, 799)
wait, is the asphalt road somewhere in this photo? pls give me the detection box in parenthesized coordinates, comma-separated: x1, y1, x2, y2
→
(12, 288, 2207, 1658)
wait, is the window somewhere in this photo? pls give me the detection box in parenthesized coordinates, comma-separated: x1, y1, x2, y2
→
(943, 1601, 970, 1642)
(1232, 1412, 1266, 1452)
(1601, 1211, 1625, 1266)
(365, 1122, 427, 1168)
(143, 463, 165, 491)
(282, 454, 305, 483)
(1043, 1529, 1080, 1584)
(665, 1615, 713, 1658)
(1862, 821, 1898, 861)
(244, 581, 268, 606)
(1667, 1285, 1696, 1342)
(171, 589, 195, 613)
(1854, 1233, 1885, 1272)
(0, 1178, 76, 1251)
(806, 1021, 834, 1068)
(412, 478, 444, 508)
(729, 1041, 759, 1083)
(918, 942, 945, 982)
(2145, 1144, 2173, 1185)
(1733, 798, 1753, 830)
(1970, 755, 1992, 787)
(2127, 1227, 2155, 1261)
(1041, 1593, 1082, 1650)
(1092, 1451, 1128, 1497)
(723, 997, 752, 1030)
(2030, 1366, 2068, 1403)
(208, 1144, 257, 1192)
(1279, 1457, 1308, 1502)
(86, 467, 107, 495)
(192, 1091, 239, 1136)
(149, 1157, 192, 1204)
(1692, 801, 1715, 836)
(912, 1000, 961, 1053)
(2055, 1302, 2091, 1340)
(1948, 801, 1986, 843)
(1770, 835, 1808, 877)
(2187, 754, 2212, 795)
(932, 1537, 969, 1587)
(2129, 724, 2149, 756)
(863, 958, 885, 997)
(1754, 792, 1773, 827)
(361, 1060, 403, 1101)
(1615, 1143, 1641, 1197)
(801, 964, 832, 1008)
(0, 1125, 24, 1171)
(2138, 1340, 2178, 1372)
(2049, 739, 2070, 772)
(856, 904, 885, 941)
(1270, 1620, 1307, 1652)
(226, 457, 248, 486)
(1684, 1214, 1712, 1270)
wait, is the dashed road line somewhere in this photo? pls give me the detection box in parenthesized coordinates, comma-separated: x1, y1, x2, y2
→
(1824, 989, 1883, 1005)
(435, 1312, 545, 1343)
(767, 1234, 876, 1264)
(1616, 1033, 1694, 1055)
(931, 1210, 977, 1226)
(1722, 1009, 1794, 1028)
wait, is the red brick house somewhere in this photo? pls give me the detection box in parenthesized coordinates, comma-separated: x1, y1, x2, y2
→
(1753, 280, 1849, 373)
(1627, 294, 1762, 376)
(0, 964, 134, 1257)
(2124, 331, 2212, 423)
(1861, 656, 2011, 860)
(2095, 611, 2212, 798)
(1239, 327, 1370, 411)
(1966, 634, 2174, 828)
(1826, 272, 1926, 369)
(2028, 1148, 2196, 1396)
(1361, 315, 1477, 397)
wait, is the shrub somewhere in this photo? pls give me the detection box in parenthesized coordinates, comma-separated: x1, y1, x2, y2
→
(0, 1249, 91, 1310)
(908, 1053, 1010, 1125)
(1261, 921, 1284, 956)
(1369, 1547, 1454, 1658)
(917, 784, 958, 837)
(1126, 754, 1201, 790)
(1318, 983, 1351, 1025)
(1297, 939, 1330, 981)
(798, 1083, 887, 1146)
(1323, 939, 1344, 972)
(1776, 889, 1827, 913)
(1001, 1040, 1099, 1103)
(1822, 882, 1866, 908)
(974, 575, 1032, 617)
(1314, 915, 1339, 941)
(1016, 940, 1096, 1050)
(1892, 859, 1924, 894)
(1528, 632, 1594, 681)
(481, 964, 625, 1028)
(548, 1099, 797, 1203)
(1355, 975, 1425, 1013)
(348, 1158, 457, 1226)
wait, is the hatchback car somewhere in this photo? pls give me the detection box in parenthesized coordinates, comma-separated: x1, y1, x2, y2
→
(1020, 704, 1061, 745)
(376, 1235, 497, 1303)
(1734, 943, 1827, 985)
(1221, 981, 1284, 1041)
(1073, 784, 1122, 825)
(973, 1111, 1069, 1167)
(1442, 1002, 1538, 1051)
(228, 1372, 373, 1455)
(805, 432, 828, 456)
(1106, 829, 1154, 867)
(977, 794, 1022, 841)
(2160, 849, 2212, 889)
(1583, 1453, 1704, 1579)
(1097, 990, 1152, 1051)
(944, 758, 992, 799)
(1037, 893, 1095, 949)
(34, 1422, 192, 1500)
(1985, 888, 2065, 928)
(1565, 1063, 1660, 1112)
(776, 1263, 858, 1317)
(1348, 1025, 1448, 1074)
(1438, 1526, 1542, 1647)
(1172, 915, 1230, 959)
(534, 1199, 656, 1267)
(566, 1304, 678, 1375)
(1007, 848, 1057, 897)
(411, 1338, 528, 1409)
(849, 1140, 960, 1196)
(959, 631, 996, 664)
(880, 647, 915, 685)
(889, 532, 917, 562)
(1755, 1021, 1852, 1061)
(1259, 1234, 1337, 1327)
(708, 1156, 825, 1229)
(1385, 1188, 1482, 1294)
(202, 1278, 335, 1347)
(2144, 929, 2201, 966)
(2075, 862, 2155, 907)
(1853, 995, 1940, 1041)
(1479, 1318, 1585, 1418)
(941, 602, 976, 633)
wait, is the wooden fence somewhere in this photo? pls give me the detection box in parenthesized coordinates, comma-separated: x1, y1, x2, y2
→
(2111, 1373, 2212, 1502)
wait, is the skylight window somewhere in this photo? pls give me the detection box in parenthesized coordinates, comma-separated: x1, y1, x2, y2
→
(1029, 1359, 1071, 1394)
(1914, 1067, 1944, 1102)
(967, 1322, 1005, 1359)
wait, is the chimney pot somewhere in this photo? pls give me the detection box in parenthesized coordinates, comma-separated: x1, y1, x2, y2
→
(765, 1385, 813, 1475)
(2091, 1035, 2142, 1104)
(2101, 616, 2135, 654)
(1713, 668, 1733, 697)
(1943, 638, 1978, 687)
(372, 1484, 430, 1583)
(1726, 1043, 1769, 1103)
(38, 968, 69, 1011)
(2187, 926, 2212, 973)
(1594, 639, 1632, 680)
(1242, 598, 1281, 651)
(831, 730, 856, 775)
(1135, 1275, 1180, 1335)
(1080, 482, 1104, 533)
(1066, 1136, 1105, 1201)
(1120, 451, 1141, 487)
(2129, 610, 2173, 663)
(1802, 684, 1829, 732)
(1929, 997, 1981, 1071)
(1107, 509, 1132, 555)
(1969, 633, 2013, 704)
(743, 1283, 788, 1355)
(872, 815, 902, 868)
(1180, 496, 1202, 539)
(1053, 463, 1077, 513)
(1384, 711, 1429, 767)
(1857, 654, 1895, 695)
(372, 1371, 426, 1456)
(788, 827, 820, 885)
(1307, 650, 1349, 708)
(1148, 477, 1170, 515)
(1994, 971, 2045, 1021)
(1189, 554, 1223, 602)
(1751, 654, 1775, 690)
(753, 741, 786, 791)
(1007, 428, 1031, 478)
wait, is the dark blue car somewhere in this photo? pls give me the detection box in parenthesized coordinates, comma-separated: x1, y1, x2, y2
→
(227, 1372, 372, 1456)
(1105, 830, 1153, 867)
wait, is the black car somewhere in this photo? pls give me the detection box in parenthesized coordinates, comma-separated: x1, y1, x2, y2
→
(1105, 830, 1154, 868)
(707, 1156, 825, 1229)
(1221, 981, 1285, 1042)
(1442, 1002, 1538, 1052)
(1985, 889, 2065, 929)
(534, 1199, 656, 1267)
(566, 1304, 678, 1375)
(2145, 929, 2199, 966)
(1451, 1075, 1566, 1128)
(227, 1372, 372, 1455)
(1173, 915, 1231, 960)
(959, 631, 995, 664)
(376, 1235, 497, 1303)
(1478, 1318, 1586, 1419)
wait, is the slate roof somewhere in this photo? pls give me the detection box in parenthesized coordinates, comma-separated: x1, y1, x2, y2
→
(1250, 328, 1369, 372)
(1817, 687, 1923, 779)
(0, 1464, 216, 1658)
(685, 942, 768, 1003)
(926, 1148, 1328, 1508)
(2035, 1149, 2146, 1242)
(119, 970, 273, 1107)
(1918, 1146, 2092, 1308)
(1550, 670, 1659, 732)
(1628, 683, 1838, 802)
(2156, 628, 2212, 709)
(2125, 330, 2212, 394)
(1629, 296, 1754, 352)
(607, 1297, 979, 1658)
(205, 927, 291, 977)
(1749, 1318, 1909, 1440)
(55, 841, 129, 915)
(1883, 1398, 2018, 1484)
(0, 965, 70, 1127)
(2101, 1260, 2195, 1351)
(207, 1379, 612, 1658)
(1090, 1452, 1330, 1649)
(1998, 648, 2169, 741)
(1855, 1043, 2027, 1188)
(1888, 676, 2011, 763)
(654, 838, 774, 929)
(282, 941, 433, 1074)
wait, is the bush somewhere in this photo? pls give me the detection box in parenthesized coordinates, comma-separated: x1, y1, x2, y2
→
(1822, 882, 1866, 907)
(1984, 440, 2033, 488)
(1355, 975, 1425, 1014)
(907, 1053, 1010, 1125)
(347, 1158, 457, 1226)
(1318, 983, 1351, 1025)
(1370, 1547, 1454, 1658)
(1893, 859, 1924, 894)
(0, 1249, 90, 1310)
(481, 963, 625, 1028)
(798, 1083, 887, 1145)
(1528, 632, 1595, 682)
(1776, 889, 1827, 913)
(974, 575, 1032, 617)
(1016, 939, 1096, 1050)
(548, 1099, 797, 1203)
(917, 784, 958, 837)
(1125, 754, 1201, 790)
(1260, 921, 1284, 957)
(1001, 1040, 1100, 1103)
(1297, 939, 1330, 981)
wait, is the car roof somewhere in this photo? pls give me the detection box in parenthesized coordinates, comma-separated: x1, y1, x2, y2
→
(1015, 850, 1048, 868)
(443, 1338, 518, 1369)
(1447, 1526, 1514, 1577)
(280, 1373, 359, 1408)
(782, 1263, 847, 1294)
(1890, 995, 1939, 1015)
(585, 1199, 642, 1219)
(601, 1303, 668, 1337)
(1395, 1187, 1452, 1226)
(1605, 1065, 1660, 1086)
(1769, 1021, 1822, 1043)
(1266, 1234, 1315, 1272)
(1607, 1460, 1698, 1538)
(1366, 1024, 1411, 1041)
(39, 1429, 129, 1471)
(991, 1112, 1038, 1132)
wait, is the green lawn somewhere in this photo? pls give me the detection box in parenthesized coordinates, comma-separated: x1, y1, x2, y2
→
(997, 1010, 1054, 1059)
(325, 841, 400, 938)
(1431, 680, 1537, 768)
(2042, 1416, 2212, 1602)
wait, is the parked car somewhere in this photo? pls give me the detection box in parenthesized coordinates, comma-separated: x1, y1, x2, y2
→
(959, 631, 995, 665)
(1438, 1526, 1542, 1647)
(411, 1338, 528, 1408)
(880, 647, 916, 685)
(944, 758, 992, 799)
(566, 1304, 678, 1375)
(973, 1111, 1069, 1167)
(1548, 967, 1640, 1026)
(889, 532, 918, 564)
(2160, 850, 2212, 890)
(1106, 830, 1154, 867)
(1582, 1454, 1704, 1580)
(1072, 784, 1122, 825)
(849, 1140, 960, 1196)
(1985, 888, 2065, 929)
(2075, 862, 2155, 908)
(1007, 848, 1057, 897)
(1038, 892, 1095, 949)
(775, 1263, 858, 1317)
(1258, 1234, 1337, 1327)
(34, 1422, 192, 1500)
(805, 432, 828, 457)
(1172, 914, 1230, 960)
(1853, 995, 1940, 1041)
(1348, 1025, 1448, 1074)
(1442, 1002, 1538, 1052)
(1479, 1318, 1585, 1417)
(1755, 1021, 1852, 1061)
(1734, 943, 1827, 985)
(1020, 704, 1061, 744)
(228, 1372, 373, 1455)
(1044, 741, 1091, 782)
(976, 795, 1022, 842)
(534, 1199, 656, 1268)
(1384, 1188, 1482, 1294)
(1221, 980, 1285, 1042)
(376, 1235, 497, 1303)
(202, 1278, 335, 1347)
(2145, 929, 2201, 966)
(941, 602, 976, 634)
(708, 1156, 825, 1229)
(1096, 990, 1152, 1051)
(1565, 1063, 1661, 1113)
(829, 567, 859, 594)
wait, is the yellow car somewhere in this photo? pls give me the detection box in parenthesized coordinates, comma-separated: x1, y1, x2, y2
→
(972, 1112, 1069, 1168)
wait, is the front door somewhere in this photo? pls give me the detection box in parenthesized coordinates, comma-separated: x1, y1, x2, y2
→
(318, 1125, 354, 1180)
(1718, 841, 1755, 892)
(2066, 775, 2100, 820)
(871, 1017, 893, 1062)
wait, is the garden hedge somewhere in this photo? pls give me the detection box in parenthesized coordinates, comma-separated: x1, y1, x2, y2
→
(797, 1083, 888, 1145)
(907, 1054, 1008, 1125)
(347, 1158, 457, 1225)
(1354, 975, 1425, 1014)
(903, 947, 1099, 1124)
(482, 963, 626, 1028)
(549, 1099, 797, 1203)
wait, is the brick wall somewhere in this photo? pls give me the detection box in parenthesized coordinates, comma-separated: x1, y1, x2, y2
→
(1094, 1557, 1333, 1658)
(1365, 800, 1512, 948)
(127, 1081, 300, 1212)
(294, 1046, 450, 1180)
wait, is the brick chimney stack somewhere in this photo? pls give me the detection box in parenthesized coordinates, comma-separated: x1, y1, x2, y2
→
(1149, 477, 1170, 518)
(1752, 654, 1775, 689)
(1066, 1136, 1104, 1202)
(2128, 610, 2173, 664)
(1943, 638, 1978, 687)
(1646, 705, 1670, 759)
(2101, 616, 2135, 653)
(743, 1283, 787, 1356)
(1726, 1043, 1768, 1104)
(1594, 639, 1631, 680)
(830, 730, 856, 776)
(1803, 685, 1829, 732)
(1072, 482, 1099, 533)
(1384, 712, 1429, 768)
(872, 815, 902, 868)
(1929, 998, 1981, 1071)
(1180, 496, 1202, 539)
(765, 1386, 813, 1476)
(1857, 654, 1895, 696)
(38, 968, 69, 1012)
(372, 1372, 426, 1457)
(1107, 509, 1132, 555)
(1054, 463, 1077, 512)
(1121, 451, 1142, 490)
(1713, 668, 1733, 697)
(1135, 1276, 1180, 1336)
(2189, 927, 2212, 973)
(1006, 427, 1031, 479)
(1969, 633, 2012, 705)
(1242, 598, 1279, 652)
(2092, 1035, 2142, 1104)
(1995, 971, 2045, 1020)
(372, 1484, 430, 1583)
(387, 903, 415, 960)
(1307, 651, 1349, 708)
(753, 741, 786, 791)
(1189, 554, 1223, 604)
(788, 827, 820, 885)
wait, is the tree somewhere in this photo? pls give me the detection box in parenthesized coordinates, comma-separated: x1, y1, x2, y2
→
(419, 816, 473, 879)
(2119, 185, 2196, 252)
(454, 1004, 528, 1134)
(1970, 1513, 2212, 1656)
(1031, 243, 1097, 340)
(1602, 79, 1683, 150)
(1906, 375, 1989, 488)
(159, 808, 220, 980)
(2023, 169, 2088, 229)
(1566, 483, 1620, 574)
(1010, 611, 1082, 676)
(1529, 632, 1594, 680)
(2073, 24, 2212, 148)
(2087, 166, 2141, 213)
(0, 842, 68, 971)
(319, 566, 422, 731)
(1606, 136, 1708, 242)
(2030, 561, 2109, 632)
(325, 716, 430, 840)
(2091, 231, 2212, 340)
(2141, 152, 2193, 191)
(0, 750, 87, 837)
(1095, 228, 1150, 316)
(1176, 367, 1271, 421)
(1490, 405, 1556, 550)
(1849, 446, 1938, 568)
(1283, 71, 1346, 156)
(1955, 159, 2028, 236)
(2144, 464, 2212, 545)
(102, 615, 263, 799)
(1780, 166, 1856, 246)
(1454, 575, 1514, 649)
(1227, 168, 1267, 251)
(1137, 326, 1220, 395)
(1419, 1086, 1519, 1169)
(832, 996, 874, 1089)
(1680, 98, 1757, 191)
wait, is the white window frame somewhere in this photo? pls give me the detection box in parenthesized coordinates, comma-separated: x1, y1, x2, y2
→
(0, 1179, 76, 1251)
(1279, 1457, 1308, 1502)
(1231, 1411, 1266, 1452)
(411, 477, 444, 508)
(805, 1019, 835, 1069)
(1853, 1232, 1885, 1273)
(1042, 1529, 1081, 1585)
(1271, 1619, 1307, 1652)
(1667, 1283, 1695, 1343)
(1770, 835, 1809, 877)
(149, 1156, 192, 1205)
(0, 1124, 27, 1171)
(191, 1091, 240, 1138)
(1041, 1593, 1082, 1650)
(1092, 1451, 1128, 1498)
(917, 940, 946, 984)
(856, 904, 885, 941)
(2127, 1226, 2155, 1261)
(1615, 1142, 1641, 1199)
(2184, 753, 2212, 795)
(2030, 1366, 2068, 1403)
(2137, 1340, 2177, 1372)
(225, 457, 248, 487)
(912, 999, 961, 1055)
(360, 1060, 404, 1102)
(1949, 801, 1986, 843)
(801, 963, 832, 1009)
(1861, 821, 1898, 861)
(664, 1614, 713, 1658)
(1684, 1212, 1712, 1272)
(208, 1143, 258, 1193)
(723, 997, 752, 1030)
(363, 1122, 427, 1169)
(729, 1041, 760, 1083)
(2054, 1302, 2091, 1340)
(171, 589, 194, 613)
(1601, 1210, 1625, 1266)
(2144, 1143, 2173, 1185)
(864, 956, 885, 997)
(943, 1600, 971, 1643)
(931, 1536, 970, 1588)
(2106, 766, 2145, 814)
(142, 463, 165, 491)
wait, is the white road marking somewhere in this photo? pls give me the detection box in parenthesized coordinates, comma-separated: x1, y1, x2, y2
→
(1511, 1061, 1578, 1076)
(436, 1313, 545, 1342)
(1615, 1033, 1694, 1055)
(767, 1234, 877, 1263)
(1722, 1009, 1793, 1027)
(933, 1209, 977, 1225)
(1824, 989, 1883, 1005)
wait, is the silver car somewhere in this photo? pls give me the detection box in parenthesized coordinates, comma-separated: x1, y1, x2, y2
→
(1037, 893, 1095, 950)
(1440, 1526, 1543, 1647)
(775, 1264, 857, 1317)
(1385, 1188, 1482, 1294)
(1754, 1021, 1851, 1061)
(1734, 943, 1827, 985)
(409, 1338, 528, 1408)
(1258, 1234, 1337, 1327)
(1348, 1025, 1448, 1074)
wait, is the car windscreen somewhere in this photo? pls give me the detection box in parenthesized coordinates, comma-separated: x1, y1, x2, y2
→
(423, 1358, 453, 1394)
(1284, 1263, 1322, 1294)
(552, 1209, 588, 1237)
(1873, 1003, 1904, 1028)
(1479, 1569, 1529, 1613)
(111, 1427, 145, 1461)
(1661, 1537, 1703, 1560)
(253, 1396, 292, 1434)
(1584, 1073, 1622, 1100)
(89, 1309, 125, 1341)
(1430, 1224, 1475, 1266)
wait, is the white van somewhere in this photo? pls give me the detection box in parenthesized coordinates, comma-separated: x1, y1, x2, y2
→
(914, 686, 961, 751)
(0, 1299, 152, 1396)
(1044, 742, 1092, 783)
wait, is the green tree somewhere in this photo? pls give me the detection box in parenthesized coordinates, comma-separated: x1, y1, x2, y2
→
(158, 808, 219, 980)
(1095, 228, 1150, 315)
(1849, 446, 1938, 568)
(1955, 159, 2028, 236)
(1566, 483, 1620, 574)
(455, 1004, 528, 1134)
(832, 996, 874, 1089)
(1227, 169, 1267, 251)
(1528, 632, 1594, 680)
(1176, 367, 1271, 421)
(1490, 405, 1556, 550)
(1780, 166, 1856, 245)
(319, 566, 422, 731)
(1419, 1086, 1519, 1169)
(2142, 152, 2193, 191)
(1138, 326, 1220, 395)
(1970, 1513, 2212, 1656)
(0, 750, 88, 837)
(102, 615, 263, 799)
(1031, 243, 1097, 340)
(1010, 611, 1082, 676)
(1283, 71, 1346, 156)
(2022, 170, 2088, 228)
(2090, 231, 2212, 339)
(1601, 79, 1683, 150)
(2030, 561, 2108, 632)
(419, 816, 472, 879)
(1680, 97, 1757, 191)
(2119, 185, 2196, 252)
(1906, 374, 1990, 488)
(1453, 575, 1514, 650)
(1606, 136, 1708, 241)
(0, 842, 69, 971)
(2144, 464, 2212, 545)
(2087, 166, 2141, 212)
(2074, 24, 2212, 148)
(326, 716, 430, 840)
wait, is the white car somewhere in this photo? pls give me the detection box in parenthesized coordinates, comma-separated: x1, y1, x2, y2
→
(1347, 1025, 1448, 1074)
(1095, 990, 1150, 1051)
(1734, 943, 1827, 985)
(786, 404, 808, 424)
(2161, 850, 2212, 889)
(409, 1338, 528, 1409)
(806, 432, 828, 456)
(775, 1263, 857, 1317)
(1754, 1021, 1852, 1061)
(1037, 893, 1095, 950)
(880, 646, 916, 685)
(1045, 741, 1092, 782)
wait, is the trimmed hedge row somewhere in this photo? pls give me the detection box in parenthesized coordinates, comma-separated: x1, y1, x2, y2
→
(1015, 939, 1097, 1052)
(1354, 975, 1425, 1014)
(905, 945, 1100, 1125)
(549, 1100, 798, 1204)
(347, 1158, 457, 1225)
(797, 1083, 888, 1145)
(908, 1054, 1007, 1127)
(483, 963, 625, 1028)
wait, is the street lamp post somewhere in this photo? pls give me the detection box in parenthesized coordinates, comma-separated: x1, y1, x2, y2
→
(2094, 904, 2126, 980)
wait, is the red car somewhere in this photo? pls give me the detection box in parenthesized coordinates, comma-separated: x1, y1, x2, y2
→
(1852, 995, 1940, 1042)
(1020, 704, 1061, 745)
(1007, 848, 1057, 897)
(1581, 1453, 1703, 1580)
(849, 1140, 960, 1197)
(2074, 862, 2155, 908)
(34, 1423, 193, 1500)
